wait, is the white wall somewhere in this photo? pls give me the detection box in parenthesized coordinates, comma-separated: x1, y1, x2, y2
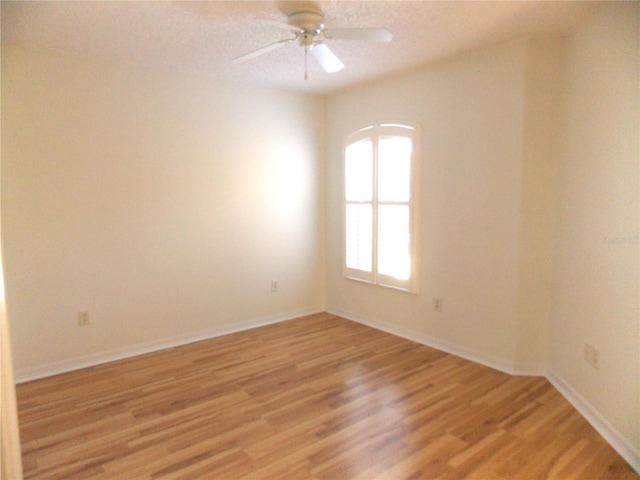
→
(549, 2, 639, 467)
(325, 40, 557, 374)
(514, 40, 564, 372)
(1, 45, 325, 378)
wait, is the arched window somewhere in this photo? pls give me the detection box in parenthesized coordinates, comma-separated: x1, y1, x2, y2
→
(343, 123, 419, 292)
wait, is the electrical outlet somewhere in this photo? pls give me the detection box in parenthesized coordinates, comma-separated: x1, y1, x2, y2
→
(584, 344, 600, 369)
(271, 280, 278, 293)
(433, 298, 443, 312)
(77, 311, 91, 326)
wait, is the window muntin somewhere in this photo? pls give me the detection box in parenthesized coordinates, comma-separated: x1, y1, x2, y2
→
(343, 123, 419, 292)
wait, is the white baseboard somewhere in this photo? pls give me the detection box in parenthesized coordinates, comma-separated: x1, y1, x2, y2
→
(547, 370, 640, 474)
(326, 307, 544, 376)
(16, 308, 323, 383)
(327, 307, 639, 475)
(16, 307, 638, 475)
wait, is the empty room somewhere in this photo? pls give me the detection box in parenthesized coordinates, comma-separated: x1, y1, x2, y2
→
(1, 1, 638, 479)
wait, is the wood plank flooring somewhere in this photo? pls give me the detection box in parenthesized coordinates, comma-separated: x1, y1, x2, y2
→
(17, 313, 638, 479)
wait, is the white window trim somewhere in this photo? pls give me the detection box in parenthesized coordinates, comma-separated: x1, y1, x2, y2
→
(342, 122, 420, 293)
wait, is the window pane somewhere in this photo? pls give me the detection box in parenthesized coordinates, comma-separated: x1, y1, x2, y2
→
(378, 136, 411, 202)
(345, 139, 373, 201)
(346, 204, 372, 272)
(378, 205, 410, 280)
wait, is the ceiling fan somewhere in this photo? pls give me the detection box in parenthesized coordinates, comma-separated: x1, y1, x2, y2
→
(233, 8, 392, 78)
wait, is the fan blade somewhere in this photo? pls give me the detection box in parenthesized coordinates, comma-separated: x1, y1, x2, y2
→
(310, 43, 344, 73)
(323, 27, 393, 42)
(233, 38, 293, 63)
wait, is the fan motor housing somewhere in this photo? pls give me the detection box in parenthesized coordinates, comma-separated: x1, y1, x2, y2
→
(288, 10, 324, 32)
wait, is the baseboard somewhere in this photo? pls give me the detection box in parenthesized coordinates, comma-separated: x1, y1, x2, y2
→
(16, 308, 323, 383)
(16, 307, 638, 475)
(547, 370, 640, 474)
(326, 307, 638, 475)
(326, 307, 541, 375)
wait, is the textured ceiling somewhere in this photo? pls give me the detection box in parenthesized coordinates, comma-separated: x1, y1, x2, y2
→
(2, 1, 604, 95)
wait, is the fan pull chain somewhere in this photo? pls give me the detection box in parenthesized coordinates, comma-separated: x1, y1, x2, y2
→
(304, 44, 309, 80)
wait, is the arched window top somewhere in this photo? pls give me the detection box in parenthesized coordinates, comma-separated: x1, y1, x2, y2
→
(343, 122, 420, 293)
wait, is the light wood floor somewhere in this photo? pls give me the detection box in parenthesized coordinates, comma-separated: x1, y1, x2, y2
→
(17, 313, 638, 479)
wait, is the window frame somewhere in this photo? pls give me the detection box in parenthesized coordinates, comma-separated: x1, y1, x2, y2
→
(342, 122, 420, 293)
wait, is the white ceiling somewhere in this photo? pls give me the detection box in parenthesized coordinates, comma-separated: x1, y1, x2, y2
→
(2, 1, 604, 95)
